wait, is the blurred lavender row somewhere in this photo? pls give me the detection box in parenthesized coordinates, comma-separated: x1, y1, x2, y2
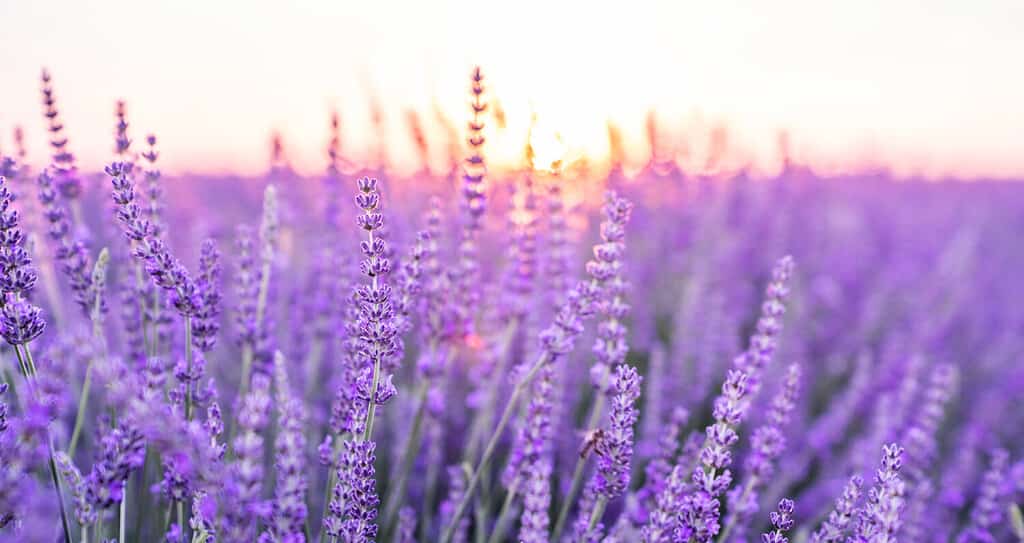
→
(0, 68, 1022, 543)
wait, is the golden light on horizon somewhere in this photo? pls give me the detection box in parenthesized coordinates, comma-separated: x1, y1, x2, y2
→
(1, 0, 1023, 180)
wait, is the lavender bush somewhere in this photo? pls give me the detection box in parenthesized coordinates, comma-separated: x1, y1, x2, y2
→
(0, 67, 1022, 543)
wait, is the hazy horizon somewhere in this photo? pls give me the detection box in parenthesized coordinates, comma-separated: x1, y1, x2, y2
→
(2, 0, 1023, 179)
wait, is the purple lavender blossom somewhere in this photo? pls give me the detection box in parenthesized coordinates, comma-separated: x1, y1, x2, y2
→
(957, 449, 1010, 543)
(0, 176, 38, 298)
(224, 373, 272, 543)
(332, 440, 380, 543)
(36, 168, 94, 313)
(40, 69, 81, 199)
(594, 364, 642, 499)
(722, 363, 802, 541)
(680, 369, 749, 542)
(352, 176, 399, 435)
(851, 443, 906, 543)
(114, 100, 132, 157)
(642, 464, 688, 543)
(192, 239, 223, 352)
(397, 505, 417, 543)
(733, 255, 795, 399)
(762, 498, 795, 543)
(810, 475, 863, 543)
(107, 161, 199, 316)
(85, 422, 146, 509)
(267, 352, 309, 541)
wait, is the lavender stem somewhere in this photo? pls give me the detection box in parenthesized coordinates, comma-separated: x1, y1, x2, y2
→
(440, 351, 549, 543)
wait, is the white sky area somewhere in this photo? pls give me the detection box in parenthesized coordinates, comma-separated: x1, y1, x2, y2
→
(1, 0, 1023, 178)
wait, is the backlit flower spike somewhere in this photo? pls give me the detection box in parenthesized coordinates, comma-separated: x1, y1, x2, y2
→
(40, 69, 81, 199)
(114, 99, 132, 158)
(450, 66, 488, 338)
(141, 134, 165, 238)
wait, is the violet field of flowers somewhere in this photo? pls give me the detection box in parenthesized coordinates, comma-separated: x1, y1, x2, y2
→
(1, 67, 1023, 543)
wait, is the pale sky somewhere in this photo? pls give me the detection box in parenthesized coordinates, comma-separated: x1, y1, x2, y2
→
(1, 0, 1023, 178)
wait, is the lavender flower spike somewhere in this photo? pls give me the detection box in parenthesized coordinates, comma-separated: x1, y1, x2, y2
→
(762, 498, 795, 543)
(40, 69, 81, 199)
(721, 363, 802, 542)
(595, 364, 643, 499)
(733, 255, 795, 400)
(851, 443, 906, 543)
(223, 373, 272, 543)
(352, 176, 398, 439)
(809, 475, 863, 543)
(956, 448, 1010, 543)
(268, 351, 308, 541)
(641, 463, 688, 542)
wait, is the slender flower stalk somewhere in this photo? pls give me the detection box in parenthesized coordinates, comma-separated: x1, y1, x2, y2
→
(440, 192, 634, 543)
(450, 66, 488, 338)
(351, 176, 398, 442)
(553, 192, 634, 540)
(40, 69, 81, 201)
(719, 363, 802, 542)
(114, 100, 132, 159)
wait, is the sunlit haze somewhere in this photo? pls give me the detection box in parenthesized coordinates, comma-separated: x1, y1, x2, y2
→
(2, 0, 1023, 179)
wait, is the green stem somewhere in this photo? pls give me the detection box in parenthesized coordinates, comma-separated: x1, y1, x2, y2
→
(581, 496, 609, 542)
(551, 386, 607, 542)
(67, 359, 93, 458)
(119, 490, 127, 543)
(184, 316, 194, 420)
(439, 352, 549, 543)
(380, 382, 430, 536)
(177, 500, 185, 540)
(486, 482, 520, 543)
(46, 450, 73, 543)
(462, 323, 518, 463)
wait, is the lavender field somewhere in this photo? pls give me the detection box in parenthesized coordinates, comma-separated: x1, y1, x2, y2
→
(1, 67, 1023, 543)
